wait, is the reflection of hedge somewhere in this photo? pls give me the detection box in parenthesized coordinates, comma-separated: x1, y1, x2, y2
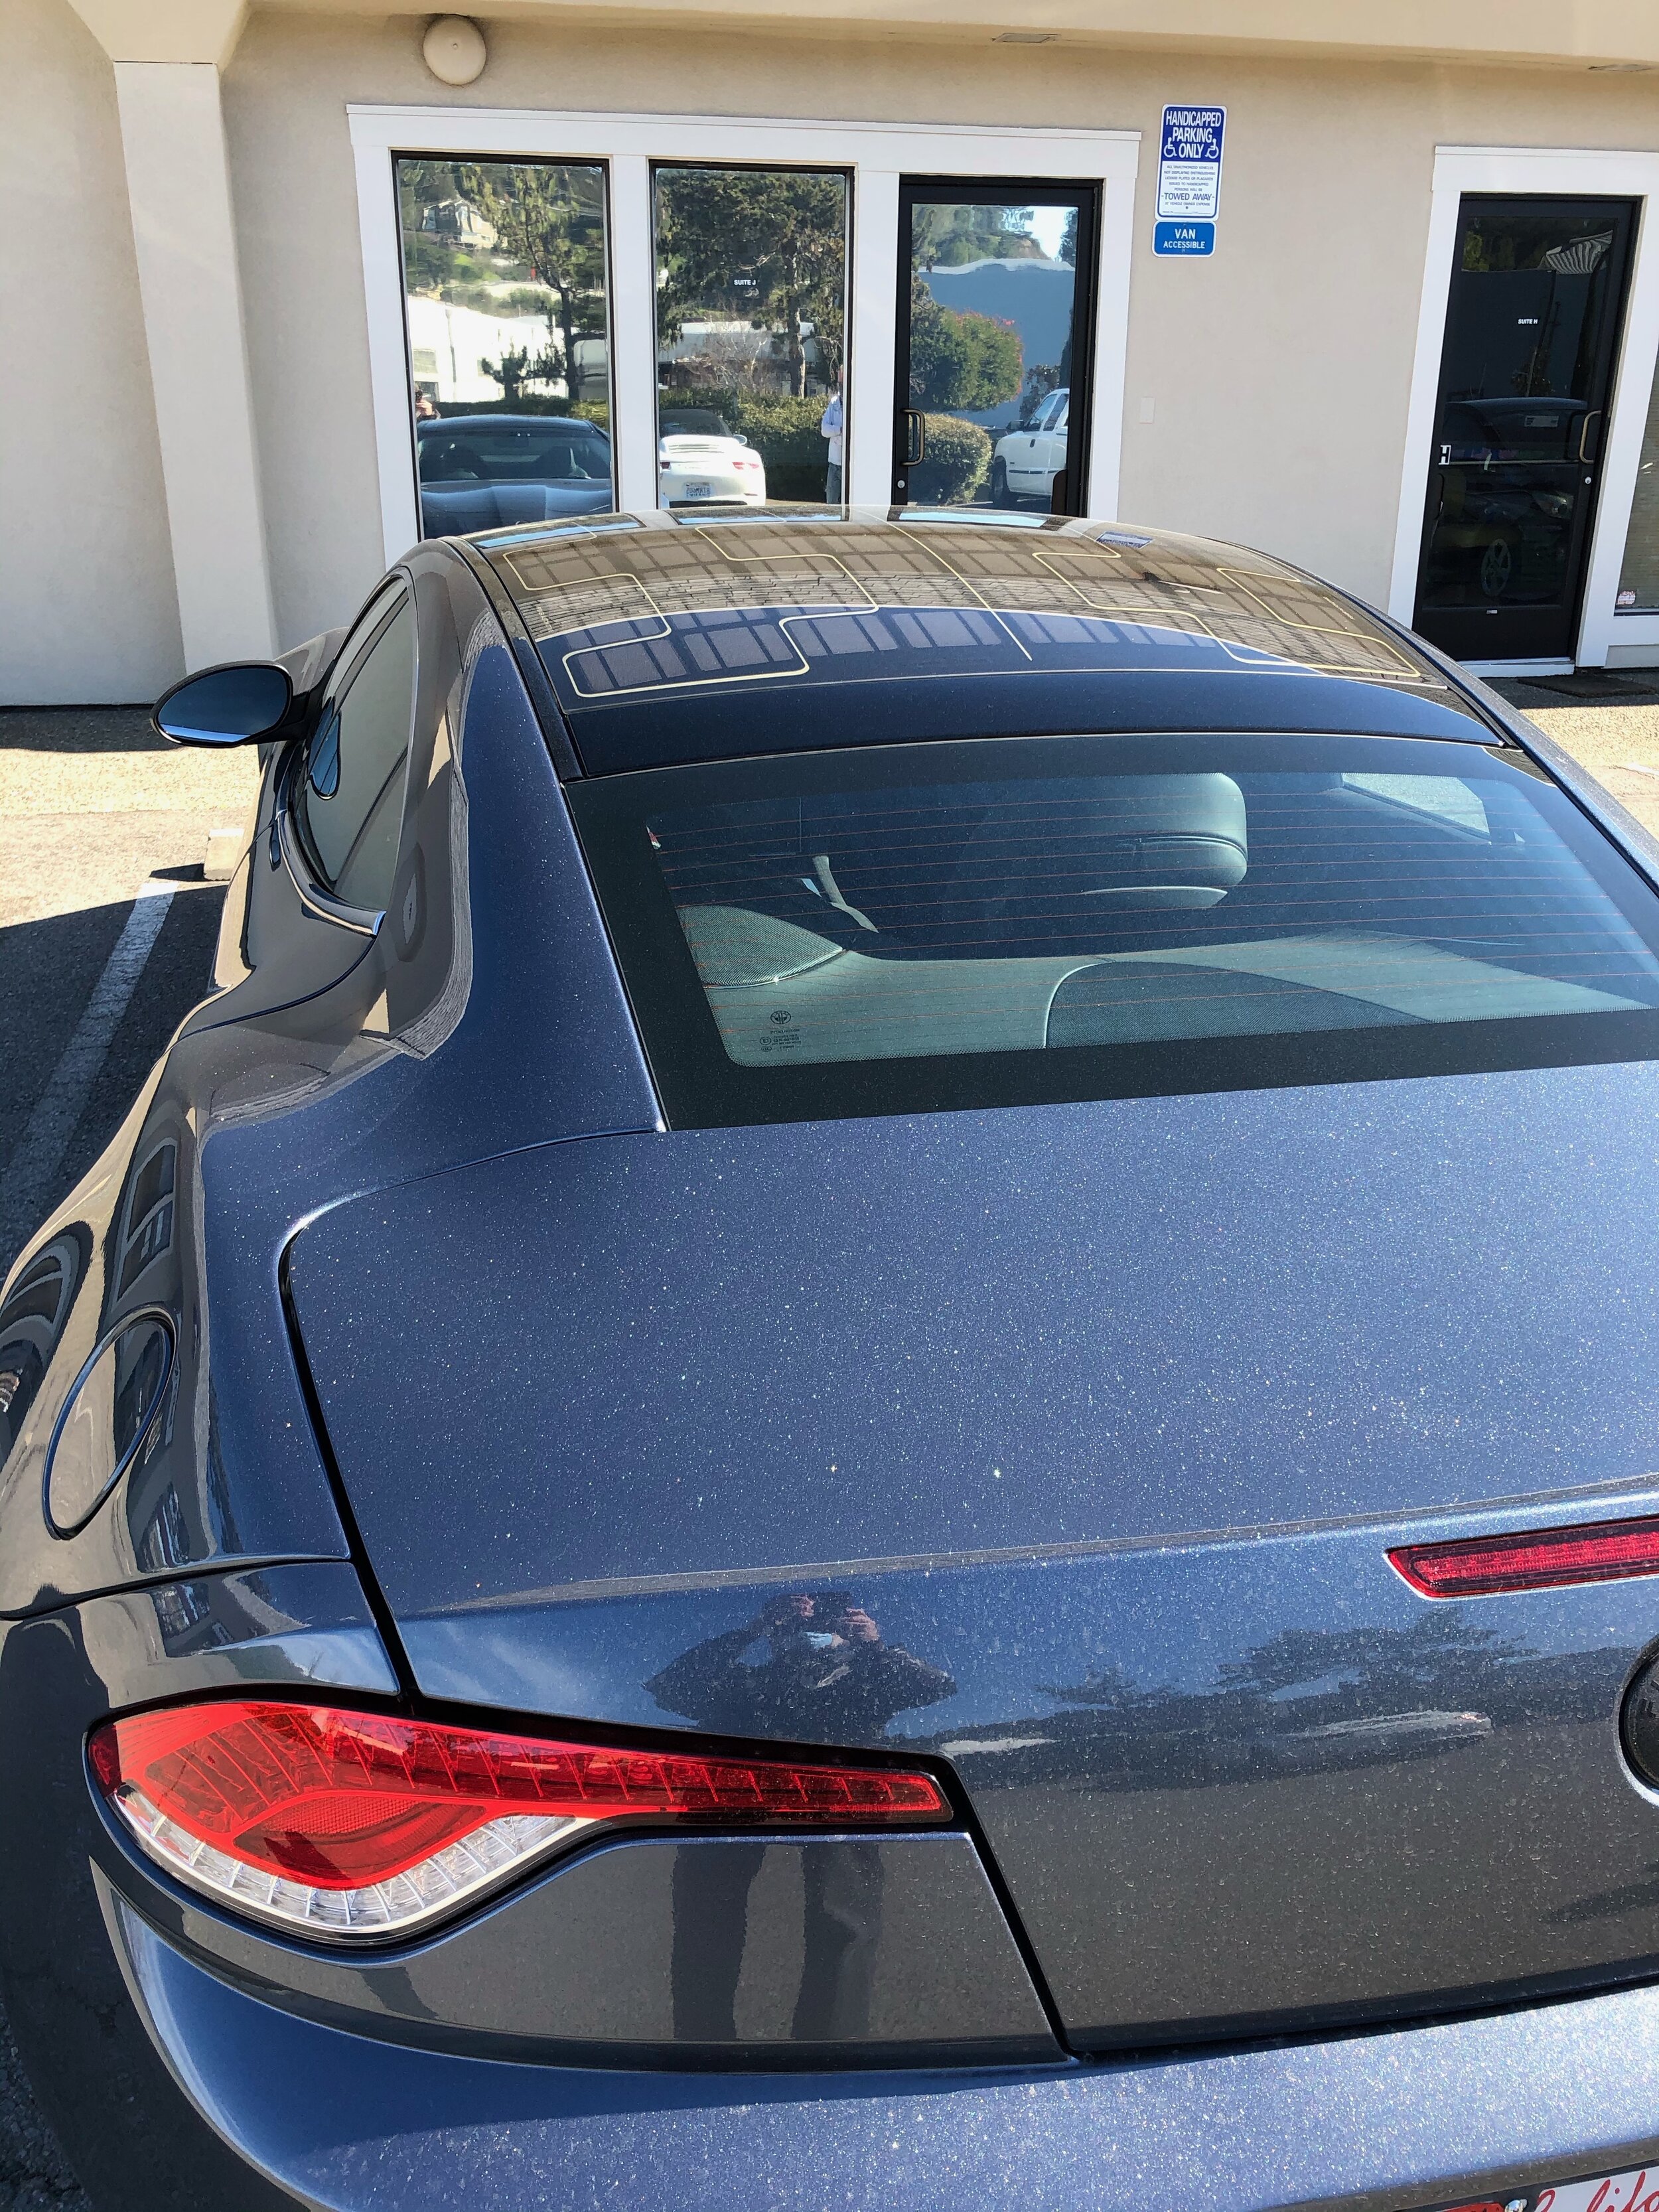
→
(432, 395, 609, 429)
(912, 414, 991, 505)
(730, 397, 835, 498)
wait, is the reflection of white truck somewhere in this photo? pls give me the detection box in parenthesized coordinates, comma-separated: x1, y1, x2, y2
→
(991, 388, 1069, 507)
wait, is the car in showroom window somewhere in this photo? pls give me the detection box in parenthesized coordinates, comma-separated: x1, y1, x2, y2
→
(416, 413, 614, 535)
(991, 386, 1070, 508)
(656, 406, 769, 508)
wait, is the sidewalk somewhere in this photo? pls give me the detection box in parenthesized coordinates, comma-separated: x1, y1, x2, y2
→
(1490, 669, 1659, 834)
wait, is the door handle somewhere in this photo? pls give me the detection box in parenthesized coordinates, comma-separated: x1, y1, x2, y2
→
(1578, 408, 1603, 464)
(904, 411, 926, 466)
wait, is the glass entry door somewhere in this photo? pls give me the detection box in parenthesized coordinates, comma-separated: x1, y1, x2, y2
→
(1413, 196, 1636, 663)
(891, 179, 1098, 513)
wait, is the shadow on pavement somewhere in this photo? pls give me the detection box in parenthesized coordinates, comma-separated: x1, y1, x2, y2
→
(0, 887, 226, 1287)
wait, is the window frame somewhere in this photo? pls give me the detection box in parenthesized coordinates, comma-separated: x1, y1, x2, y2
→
(348, 106, 1139, 557)
(396, 151, 618, 529)
(280, 577, 417, 935)
(1388, 145, 1659, 675)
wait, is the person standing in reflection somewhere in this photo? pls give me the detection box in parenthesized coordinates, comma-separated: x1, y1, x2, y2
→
(413, 388, 438, 421)
(646, 1589, 954, 1744)
(820, 390, 844, 502)
(648, 1591, 954, 2048)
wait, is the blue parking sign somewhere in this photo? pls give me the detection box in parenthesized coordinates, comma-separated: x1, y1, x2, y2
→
(1155, 104, 1224, 255)
(1154, 219, 1216, 257)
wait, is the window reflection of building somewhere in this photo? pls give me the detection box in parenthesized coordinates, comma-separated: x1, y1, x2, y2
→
(1617, 353, 1659, 613)
(0, 1231, 86, 1463)
(397, 157, 613, 415)
(137, 1485, 192, 1578)
(116, 1139, 176, 1297)
(652, 167, 849, 502)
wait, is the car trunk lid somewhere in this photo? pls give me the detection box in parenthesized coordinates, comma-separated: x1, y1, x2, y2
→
(286, 1063, 1659, 2047)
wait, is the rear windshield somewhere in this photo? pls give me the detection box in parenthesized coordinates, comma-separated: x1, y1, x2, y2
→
(660, 409, 731, 438)
(569, 732, 1659, 1127)
(418, 419, 609, 484)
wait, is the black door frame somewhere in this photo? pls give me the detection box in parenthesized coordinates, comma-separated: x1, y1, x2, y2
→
(891, 176, 1102, 514)
(1411, 192, 1638, 665)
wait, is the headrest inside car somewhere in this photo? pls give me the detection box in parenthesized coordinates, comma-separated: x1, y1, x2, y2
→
(950, 773, 1248, 915)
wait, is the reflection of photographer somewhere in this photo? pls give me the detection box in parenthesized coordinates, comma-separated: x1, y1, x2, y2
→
(646, 1590, 955, 1743)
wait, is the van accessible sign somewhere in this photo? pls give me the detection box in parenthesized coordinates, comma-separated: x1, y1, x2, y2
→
(1154, 104, 1224, 256)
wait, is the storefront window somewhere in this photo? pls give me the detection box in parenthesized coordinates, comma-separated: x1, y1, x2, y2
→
(1617, 350, 1659, 614)
(899, 192, 1091, 511)
(396, 157, 613, 536)
(652, 166, 849, 508)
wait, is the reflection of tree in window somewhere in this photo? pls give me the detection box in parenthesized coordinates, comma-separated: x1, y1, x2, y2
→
(654, 168, 846, 400)
(396, 158, 610, 411)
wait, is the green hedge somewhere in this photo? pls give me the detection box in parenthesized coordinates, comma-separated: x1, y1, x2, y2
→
(431, 395, 609, 428)
(911, 414, 991, 505)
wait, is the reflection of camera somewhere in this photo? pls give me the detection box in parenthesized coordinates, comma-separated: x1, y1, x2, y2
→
(808, 1589, 857, 1632)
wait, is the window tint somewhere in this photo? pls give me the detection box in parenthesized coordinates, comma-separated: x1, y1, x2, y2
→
(299, 593, 415, 913)
(571, 732, 1659, 1128)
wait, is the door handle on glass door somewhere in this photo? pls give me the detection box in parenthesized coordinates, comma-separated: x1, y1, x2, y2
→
(904, 412, 926, 465)
(1578, 409, 1603, 464)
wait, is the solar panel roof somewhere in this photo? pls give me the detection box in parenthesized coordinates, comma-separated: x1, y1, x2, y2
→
(475, 508, 1494, 774)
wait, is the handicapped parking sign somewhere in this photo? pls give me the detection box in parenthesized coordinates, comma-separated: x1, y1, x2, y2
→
(1154, 220, 1215, 256)
(1155, 104, 1224, 255)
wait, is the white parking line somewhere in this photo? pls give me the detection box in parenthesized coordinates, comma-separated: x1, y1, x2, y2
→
(0, 879, 175, 1278)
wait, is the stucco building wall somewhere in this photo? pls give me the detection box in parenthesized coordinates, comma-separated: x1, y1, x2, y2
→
(221, 17, 1659, 646)
(8, 0, 1659, 694)
(1, 0, 182, 702)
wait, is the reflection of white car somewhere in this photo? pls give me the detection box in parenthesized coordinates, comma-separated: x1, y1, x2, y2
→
(656, 407, 767, 508)
(991, 388, 1069, 508)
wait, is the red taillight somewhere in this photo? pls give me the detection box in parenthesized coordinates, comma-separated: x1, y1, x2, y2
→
(1389, 1514, 1659, 1598)
(90, 1700, 947, 1940)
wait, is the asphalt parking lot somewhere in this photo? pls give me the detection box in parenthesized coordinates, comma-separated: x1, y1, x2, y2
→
(2, 670, 1659, 2207)
(1, 705, 256, 2212)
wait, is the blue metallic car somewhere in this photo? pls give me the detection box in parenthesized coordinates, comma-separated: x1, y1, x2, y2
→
(10, 507, 1659, 2212)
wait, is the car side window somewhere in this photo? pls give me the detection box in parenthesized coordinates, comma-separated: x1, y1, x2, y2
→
(298, 587, 416, 914)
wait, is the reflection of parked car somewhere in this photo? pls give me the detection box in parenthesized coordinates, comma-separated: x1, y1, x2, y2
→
(657, 406, 767, 508)
(416, 413, 614, 536)
(991, 387, 1068, 507)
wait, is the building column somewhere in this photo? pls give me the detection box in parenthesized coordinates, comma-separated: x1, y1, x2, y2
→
(111, 58, 274, 668)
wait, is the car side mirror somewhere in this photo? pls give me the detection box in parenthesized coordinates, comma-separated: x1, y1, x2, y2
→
(153, 662, 293, 747)
(736, 433, 749, 445)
